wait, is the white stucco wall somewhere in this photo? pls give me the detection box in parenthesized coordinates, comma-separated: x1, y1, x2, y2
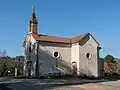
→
(23, 34, 37, 76)
(71, 43, 80, 74)
(79, 35, 99, 77)
(38, 42, 72, 76)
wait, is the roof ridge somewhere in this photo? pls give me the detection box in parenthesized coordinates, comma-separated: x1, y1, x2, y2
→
(39, 34, 71, 39)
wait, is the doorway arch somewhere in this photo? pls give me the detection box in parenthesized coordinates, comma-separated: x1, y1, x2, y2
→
(72, 61, 77, 77)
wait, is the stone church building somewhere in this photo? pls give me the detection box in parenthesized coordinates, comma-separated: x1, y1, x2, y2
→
(23, 8, 103, 77)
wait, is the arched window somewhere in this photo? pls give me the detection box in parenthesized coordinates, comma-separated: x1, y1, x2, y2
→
(29, 43, 31, 53)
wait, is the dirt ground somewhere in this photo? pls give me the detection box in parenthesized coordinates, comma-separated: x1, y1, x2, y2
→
(54, 80, 120, 90)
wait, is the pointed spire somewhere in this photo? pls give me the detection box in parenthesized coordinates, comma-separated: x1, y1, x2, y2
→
(28, 7, 38, 34)
(32, 6, 36, 18)
(32, 7, 35, 14)
(30, 6, 38, 24)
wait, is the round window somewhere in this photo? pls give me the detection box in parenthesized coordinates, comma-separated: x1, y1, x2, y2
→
(53, 52, 59, 58)
(86, 53, 92, 59)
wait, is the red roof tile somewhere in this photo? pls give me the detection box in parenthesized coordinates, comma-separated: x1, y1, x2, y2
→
(32, 33, 90, 44)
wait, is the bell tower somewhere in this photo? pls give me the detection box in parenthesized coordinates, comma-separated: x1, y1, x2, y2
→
(28, 7, 38, 34)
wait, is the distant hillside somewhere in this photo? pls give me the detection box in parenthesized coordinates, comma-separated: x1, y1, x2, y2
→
(0, 56, 24, 63)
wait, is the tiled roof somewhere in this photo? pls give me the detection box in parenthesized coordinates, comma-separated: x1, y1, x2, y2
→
(32, 33, 90, 44)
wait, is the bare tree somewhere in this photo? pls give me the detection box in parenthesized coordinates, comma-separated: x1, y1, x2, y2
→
(0, 50, 7, 57)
